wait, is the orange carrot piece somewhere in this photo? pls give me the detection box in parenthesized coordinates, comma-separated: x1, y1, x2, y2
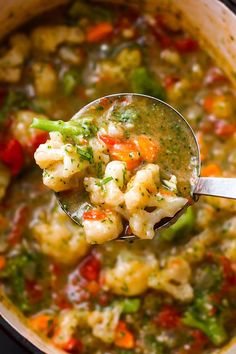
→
(201, 164, 221, 177)
(115, 321, 135, 349)
(29, 314, 54, 335)
(133, 135, 158, 163)
(0, 255, 6, 270)
(86, 22, 113, 43)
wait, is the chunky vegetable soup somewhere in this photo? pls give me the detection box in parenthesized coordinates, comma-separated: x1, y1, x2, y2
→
(1, 1, 236, 353)
(32, 94, 198, 243)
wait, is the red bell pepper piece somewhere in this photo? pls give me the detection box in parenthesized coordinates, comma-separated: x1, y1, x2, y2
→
(174, 37, 199, 53)
(154, 305, 181, 329)
(99, 135, 123, 146)
(83, 209, 107, 221)
(80, 254, 101, 281)
(0, 138, 24, 175)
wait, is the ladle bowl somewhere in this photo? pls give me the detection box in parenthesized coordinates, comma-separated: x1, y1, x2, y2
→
(56, 93, 236, 240)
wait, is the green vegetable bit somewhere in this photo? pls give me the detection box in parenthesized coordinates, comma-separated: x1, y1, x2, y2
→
(160, 207, 195, 241)
(112, 107, 139, 124)
(131, 67, 166, 101)
(121, 298, 141, 313)
(31, 117, 97, 139)
(62, 69, 81, 96)
(95, 176, 113, 187)
(182, 293, 227, 346)
(0, 252, 44, 313)
(77, 146, 94, 163)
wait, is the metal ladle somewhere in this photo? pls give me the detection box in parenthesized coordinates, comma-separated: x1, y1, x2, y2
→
(56, 93, 236, 240)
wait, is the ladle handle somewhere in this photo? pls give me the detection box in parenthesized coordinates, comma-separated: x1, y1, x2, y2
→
(194, 177, 236, 199)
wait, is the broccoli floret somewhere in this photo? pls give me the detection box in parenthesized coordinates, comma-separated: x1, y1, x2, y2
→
(160, 207, 195, 241)
(131, 67, 166, 101)
(182, 293, 227, 346)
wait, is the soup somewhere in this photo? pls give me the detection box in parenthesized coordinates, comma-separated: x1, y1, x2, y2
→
(32, 94, 198, 242)
(0, 1, 236, 353)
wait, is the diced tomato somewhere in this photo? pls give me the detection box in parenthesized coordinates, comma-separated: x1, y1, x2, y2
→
(133, 135, 158, 163)
(174, 37, 199, 53)
(164, 75, 180, 89)
(214, 120, 236, 138)
(220, 256, 236, 293)
(0, 88, 7, 107)
(54, 333, 83, 354)
(99, 134, 122, 146)
(110, 141, 141, 170)
(180, 329, 209, 354)
(0, 138, 24, 175)
(83, 209, 107, 221)
(29, 131, 48, 154)
(154, 305, 181, 329)
(86, 22, 113, 43)
(204, 67, 228, 86)
(8, 205, 29, 245)
(115, 321, 135, 349)
(0, 255, 6, 270)
(25, 280, 43, 304)
(80, 254, 101, 281)
(152, 27, 172, 47)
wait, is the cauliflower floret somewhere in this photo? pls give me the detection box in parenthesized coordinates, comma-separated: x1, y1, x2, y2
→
(83, 210, 123, 244)
(31, 26, 84, 53)
(0, 33, 31, 83)
(221, 239, 236, 262)
(0, 163, 10, 200)
(129, 195, 187, 239)
(104, 161, 128, 189)
(99, 121, 124, 139)
(0, 67, 21, 83)
(88, 305, 122, 343)
(34, 132, 89, 192)
(116, 48, 142, 70)
(11, 110, 48, 147)
(124, 164, 160, 212)
(181, 228, 217, 263)
(103, 250, 158, 296)
(32, 206, 89, 265)
(53, 309, 87, 347)
(84, 161, 127, 207)
(84, 177, 124, 207)
(32, 62, 57, 97)
(148, 257, 193, 302)
(58, 46, 84, 65)
(89, 137, 109, 167)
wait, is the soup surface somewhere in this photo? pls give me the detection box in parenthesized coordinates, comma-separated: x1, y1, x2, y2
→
(33, 94, 198, 242)
(0, 1, 236, 353)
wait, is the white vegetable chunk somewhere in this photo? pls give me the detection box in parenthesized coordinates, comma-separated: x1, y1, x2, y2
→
(32, 206, 89, 265)
(88, 305, 122, 343)
(83, 211, 123, 244)
(103, 249, 158, 295)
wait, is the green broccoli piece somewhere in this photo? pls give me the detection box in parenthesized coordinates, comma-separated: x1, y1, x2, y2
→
(121, 298, 141, 313)
(62, 69, 81, 96)
(182, 293, 227, 346)
(131, 67, 166, 101)
(160, 207, 195, 241)
(31, 117, 97, 139)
